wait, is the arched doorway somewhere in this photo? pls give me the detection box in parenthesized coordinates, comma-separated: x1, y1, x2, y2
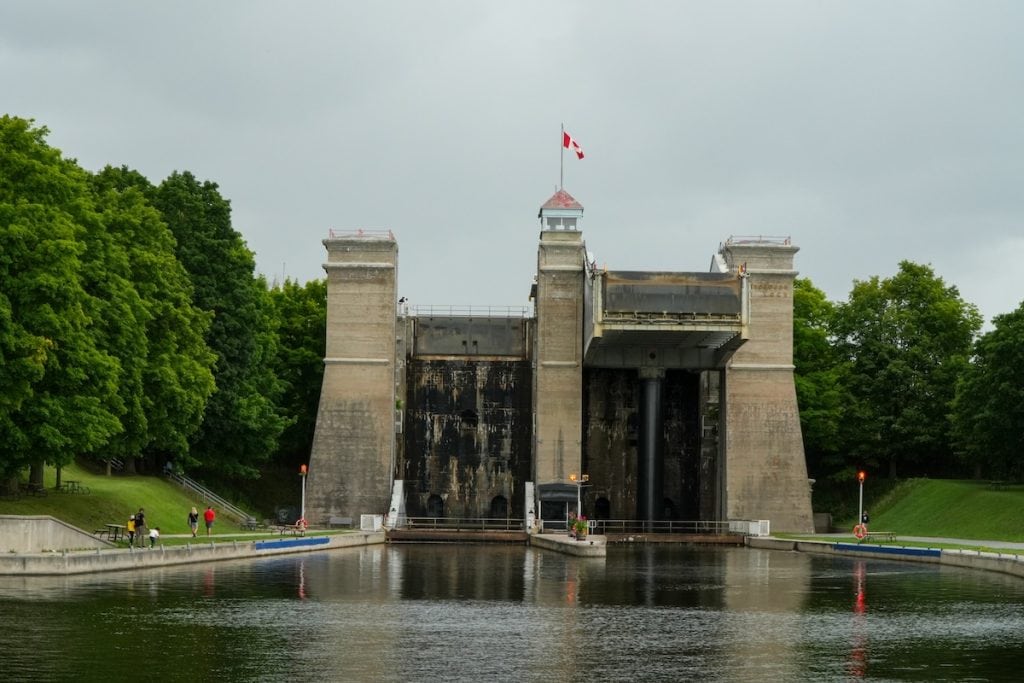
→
(489, 495, 508, 519)
(427, 494, 444, 518)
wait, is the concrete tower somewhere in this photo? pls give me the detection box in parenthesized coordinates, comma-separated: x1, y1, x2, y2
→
(306, 230, 398, 525)
(533, 190, 587, 510)
(720, 237, 814, 532)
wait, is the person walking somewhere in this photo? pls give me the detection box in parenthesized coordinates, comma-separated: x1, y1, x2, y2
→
(203, 506, 216, 536)
(861, 509, 870, 530)
(149, 527, 160, 548)
(134, 508, 147, 548)
(126, 514, 136, 546)
(188, 507, 199, 537)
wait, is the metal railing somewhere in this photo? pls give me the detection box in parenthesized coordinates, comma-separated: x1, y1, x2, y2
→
(402, 517, 526, 532)
(409, 304, 531, 318)
(163, 472, 253, 523)
(327, 228, 396, 240)
(541, 519, 739, 535)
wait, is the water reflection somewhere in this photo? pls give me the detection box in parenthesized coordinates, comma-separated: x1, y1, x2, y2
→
(0, 545, 1022, 681)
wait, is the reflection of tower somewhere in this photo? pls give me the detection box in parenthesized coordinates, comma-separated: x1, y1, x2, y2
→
(721, 547, 810, 679)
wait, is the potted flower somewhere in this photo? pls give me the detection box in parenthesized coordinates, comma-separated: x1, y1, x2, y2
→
(571, 515, 589, 540)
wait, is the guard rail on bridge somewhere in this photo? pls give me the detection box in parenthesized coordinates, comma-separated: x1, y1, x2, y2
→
(539, 519, 769, 536)
(403, 517, 525, 532)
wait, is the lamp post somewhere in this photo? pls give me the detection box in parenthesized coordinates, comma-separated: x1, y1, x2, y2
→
(300, 464, 308, 521)
(857, 470, 866, 525)
(569, 472, 589, 518)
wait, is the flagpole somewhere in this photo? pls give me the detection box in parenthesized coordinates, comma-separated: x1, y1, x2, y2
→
(560, 123, 564, 190)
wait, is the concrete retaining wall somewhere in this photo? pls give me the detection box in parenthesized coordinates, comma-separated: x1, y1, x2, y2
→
(0, 531, 386, 576)
(0, 515, 111, 553)
(747, 537, 1024, 579)
(530, 532, 607, 557)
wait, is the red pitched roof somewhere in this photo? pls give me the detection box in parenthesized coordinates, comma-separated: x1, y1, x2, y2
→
(540, 189, 583, 211)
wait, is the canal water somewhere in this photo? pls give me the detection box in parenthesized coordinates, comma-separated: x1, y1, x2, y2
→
(1, 544, 1022, 681)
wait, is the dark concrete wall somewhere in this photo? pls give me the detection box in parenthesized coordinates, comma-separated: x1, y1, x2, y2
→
(582, 368, 703, 520)
(603, 271, 742, 315)
(413, 316, 528, 357)
(403, 358, 533, 518)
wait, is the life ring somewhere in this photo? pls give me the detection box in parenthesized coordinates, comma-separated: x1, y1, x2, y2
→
(853, 523, 867, 539)
(296, 517, 308, 531)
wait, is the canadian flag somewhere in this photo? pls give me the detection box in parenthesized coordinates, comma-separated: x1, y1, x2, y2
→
(563, 131, 585, 159)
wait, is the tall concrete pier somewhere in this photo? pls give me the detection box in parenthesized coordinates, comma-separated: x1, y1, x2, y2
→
(306, 231, 398, 524)
(533, 190, 586, 516)
(720, 238, 813, 532)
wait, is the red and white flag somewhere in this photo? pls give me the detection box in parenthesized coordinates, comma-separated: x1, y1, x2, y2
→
(563, 131, 585, 159)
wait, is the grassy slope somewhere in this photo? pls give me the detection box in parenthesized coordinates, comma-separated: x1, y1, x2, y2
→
(855, 479, 1024, 542)
(0, 462, 252, 536)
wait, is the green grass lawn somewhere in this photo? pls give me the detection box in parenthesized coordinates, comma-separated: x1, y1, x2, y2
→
(841, 478, 1024, 542)
(0, 462, 255, 537)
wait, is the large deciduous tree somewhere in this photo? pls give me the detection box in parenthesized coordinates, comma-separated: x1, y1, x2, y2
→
(951, 304, 1024, 479)
(90, 166, 217, 469)
(268, 278, 326, 468)
(831, 261, 981, 477)
(152, 171, 287, 478)
(792, 278, 849, 481)
(0, 116, 121, 483)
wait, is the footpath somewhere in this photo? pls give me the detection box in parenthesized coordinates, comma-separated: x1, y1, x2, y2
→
(0, 528, 386, 576)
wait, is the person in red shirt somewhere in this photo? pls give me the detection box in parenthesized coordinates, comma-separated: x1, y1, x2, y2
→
(203, 506, 216, 536)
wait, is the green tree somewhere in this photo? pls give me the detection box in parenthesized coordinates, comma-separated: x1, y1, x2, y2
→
(0, 116, 121, 483)
(269, 278, 326, 467)
(152, 171, 288, 478)
(90, 166, 216, 469)
(792, 278, 848, 480)
(951, 304, 1024, 479)
(831, 261, 981, 477)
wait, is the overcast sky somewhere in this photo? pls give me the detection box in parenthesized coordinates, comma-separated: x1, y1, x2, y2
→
(3, 1, 1022, 326)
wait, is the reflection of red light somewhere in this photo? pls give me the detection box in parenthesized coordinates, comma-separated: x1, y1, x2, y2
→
(298, 560, 307, 600)
(848, 561, 868, 678)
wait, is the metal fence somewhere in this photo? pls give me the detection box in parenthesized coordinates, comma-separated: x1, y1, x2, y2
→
(399, 518, 768, 536)
(403, 517, 526, 532)
(541, 519, 755, 536)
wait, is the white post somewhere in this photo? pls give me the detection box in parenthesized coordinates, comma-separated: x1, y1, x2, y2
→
(858, 476, 864, 526)
(300, 464, 308, 521)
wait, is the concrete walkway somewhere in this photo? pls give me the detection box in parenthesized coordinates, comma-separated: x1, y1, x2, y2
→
(812, 532, 1024, 551)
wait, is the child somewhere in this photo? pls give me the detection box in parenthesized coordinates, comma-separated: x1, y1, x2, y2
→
(149, 526, 160, 548)
(126, 514, 136, 545)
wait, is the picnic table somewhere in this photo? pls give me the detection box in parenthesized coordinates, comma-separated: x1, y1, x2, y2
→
(103, 523, 126, 542)
(60, 480, 90, 494)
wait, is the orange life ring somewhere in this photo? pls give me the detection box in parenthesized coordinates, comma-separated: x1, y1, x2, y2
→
(853, 523, 867, 539)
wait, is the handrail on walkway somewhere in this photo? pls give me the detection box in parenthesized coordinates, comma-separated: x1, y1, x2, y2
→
(163, 472, 253, 523)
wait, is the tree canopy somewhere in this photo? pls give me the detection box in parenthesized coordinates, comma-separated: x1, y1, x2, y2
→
(830, 261, 981, 477)
(951, 303, 1024, 479)
(0, 116, 122, 479)
(152, 172, 288, 478)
